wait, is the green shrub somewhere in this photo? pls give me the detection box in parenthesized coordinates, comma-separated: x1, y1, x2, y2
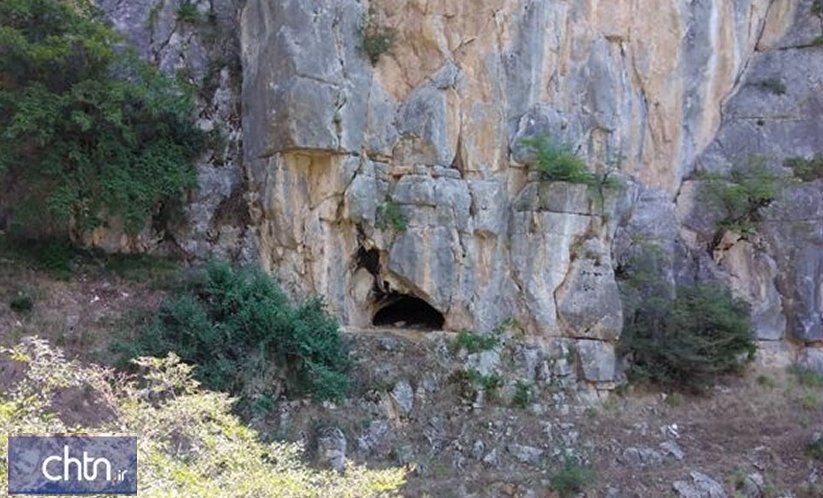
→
(8, 292, 33, 313)
(0, 338, 407, 497)
(813, 0, 823, 17)
(807, 437, 823, 461)
(450, 329, 498, 354)
(512, 380, 533, 409)
(755, 78, 787, 95)
(0, 0, 205, 239)
(551, 459, 595, 498)
(521, 137, 596, 185)
(521, 136, 621, 193)
(114, 262, 351, 406)
(360, 12, 395, 65)
(702, 157, 784, 237)
(785, 154, 823, 181)
(619, 279, 756, 392)
(788, 365, 823, 387)
(176, 0, 202, 23)
(450, 369, 503, 401)
(376, 201, 407, 232)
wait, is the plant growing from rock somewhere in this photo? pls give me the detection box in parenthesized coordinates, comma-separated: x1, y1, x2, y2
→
(701, 157, 785, 238)
(450, 329, 498, 354)
(512, 380, 533, 409)
(785, 154, 823, 181)
(176, 0, 202, 24)
(360, 10, 395, 65)
(377, 201, 408, 232)
(551, 458, 595, 497)
(755, 78, 787, 95)
(520, 136, 621, 192)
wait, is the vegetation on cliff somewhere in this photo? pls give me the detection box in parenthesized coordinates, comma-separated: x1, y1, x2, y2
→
(0, 0, 205, 239)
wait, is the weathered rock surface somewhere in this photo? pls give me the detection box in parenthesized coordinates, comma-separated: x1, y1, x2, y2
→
(97, 0, 252, 260)
(673, 471, 728, 498)
(96, 0, 823, 382)
(236, 0, 805, 387)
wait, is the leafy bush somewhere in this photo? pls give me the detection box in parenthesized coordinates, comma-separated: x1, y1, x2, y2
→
(8, 292, 33, 313)
(619, 279, 756, 391)
(360, 11, 395, 65)
(551, 459, 595, 498)
(450, 329, 498, 354)
(617, 246, 756, 391)
(702, 157, 784, 237)
(807, 437, 823, 461)
(785, 154, 823, 181)
(813, 0, 823, 17)
(0, 0, 205, 239)
(520, 136, 620, 190)
(450, 369, 503, 402)
(0, 338, 407, 497)
(512, 380, 533, 409)
(521, 137, 594, 184)
(377, 201, 408, 232)
(115, 262, 351, 406)
(176, 0, 202, 23)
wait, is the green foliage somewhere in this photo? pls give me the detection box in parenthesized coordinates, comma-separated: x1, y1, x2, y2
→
(620, 279, 756, 391)
(551, 459, 595, 498)
(807, 437, 823, 461)
(114, 262, 351, 406)
(0, 0, 205, 239)
(512, 380, 533, 409)
(618, 247, 756, 391)
(450, 369, 503, 401)
(360, 12, 395, 65)
(377, 201, 408, 232)
(785, 154, 823, 181)
(788, 365, 823, 387)
(0, 236, 76, 279)
(176, 0, 202, 24)
(702, 157, 784, 237)
(102, 252, 182, 286)
(8, 292, 33, 313)
(450, 329, 498, 354)
(813, 0, 823, 17)
(0, 338, 407, 497)
(521, 137, 593, 184)
(755, 78, 787, 95)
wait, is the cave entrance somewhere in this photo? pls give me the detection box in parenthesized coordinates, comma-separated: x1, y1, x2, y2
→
(372, 294, 445, 330)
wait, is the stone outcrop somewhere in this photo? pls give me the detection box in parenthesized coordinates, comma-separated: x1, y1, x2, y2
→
(237, 0, 810, 385)
(97, 0, 253, 260)
(97, 0, 823, 383)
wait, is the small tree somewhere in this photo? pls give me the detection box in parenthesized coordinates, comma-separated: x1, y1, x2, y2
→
(702, 157, 785, 238)
(0, 0, 205, 239)
(619, 260, 756, 391)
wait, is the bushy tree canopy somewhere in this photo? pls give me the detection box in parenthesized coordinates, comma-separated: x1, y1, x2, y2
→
(0, 0, 205, 237)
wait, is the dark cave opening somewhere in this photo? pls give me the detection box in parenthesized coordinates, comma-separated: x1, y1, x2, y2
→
(372, 294, 445, 330)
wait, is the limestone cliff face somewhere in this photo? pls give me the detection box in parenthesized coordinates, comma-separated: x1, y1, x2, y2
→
(101, 0, 823, 384)
(237, 0, 811, 383)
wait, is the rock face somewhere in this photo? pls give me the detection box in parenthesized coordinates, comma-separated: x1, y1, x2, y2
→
(97, 0, 253, 261)
(99, 0, 823, 383)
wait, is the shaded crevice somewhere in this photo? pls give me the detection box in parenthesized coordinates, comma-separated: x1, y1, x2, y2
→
(372, 294, 445, 330)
